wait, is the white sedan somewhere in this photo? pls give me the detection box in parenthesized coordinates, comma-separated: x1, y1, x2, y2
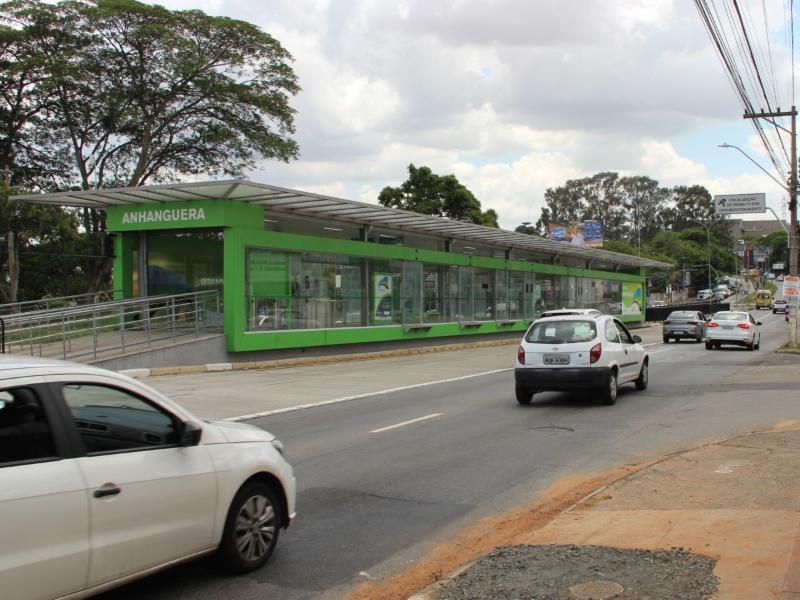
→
(515, 314, 649, 406)
(705, 311, 762, 350)
(0, 356, 296, 600)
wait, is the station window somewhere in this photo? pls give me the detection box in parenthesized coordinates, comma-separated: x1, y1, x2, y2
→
(244, 246, 635, 332)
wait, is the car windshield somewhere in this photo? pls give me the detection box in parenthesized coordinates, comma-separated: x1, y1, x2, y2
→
(713, 312, 747, 321)
(757, 292, 771, 299)
(668, 312, 695, 320)
(526, 320, 597, 344)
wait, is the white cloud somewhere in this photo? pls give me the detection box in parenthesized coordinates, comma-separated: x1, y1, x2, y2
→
(156, 0, 791, 233)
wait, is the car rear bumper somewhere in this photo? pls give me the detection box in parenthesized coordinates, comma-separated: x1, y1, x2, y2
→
(515, 367, 611, 391)
(663, 326, 700, 338)
(707, 332, 753, 345)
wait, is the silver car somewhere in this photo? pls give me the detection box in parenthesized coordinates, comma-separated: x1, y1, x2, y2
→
(662, 310, 708, 343)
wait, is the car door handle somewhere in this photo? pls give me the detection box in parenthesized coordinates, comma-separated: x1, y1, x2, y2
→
(93, 483, 121, 498)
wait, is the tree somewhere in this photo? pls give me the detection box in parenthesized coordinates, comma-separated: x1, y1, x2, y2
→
(515, 222, 537, 235)
(1, 0, 301, 293)
(618, 175, 669, 249)
(379, 164, 499, 226)
(535, 172, 629, 240)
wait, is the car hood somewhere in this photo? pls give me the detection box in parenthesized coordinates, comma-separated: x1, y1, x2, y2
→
(206, 420, 276, 444)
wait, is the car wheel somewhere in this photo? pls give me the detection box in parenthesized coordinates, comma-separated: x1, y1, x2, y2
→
(635, 361, 648, 391)
(515, 383, 533, 405)
(602, 370, 618, 405)
(705, 341, 712, 350)
(695, 331, 703, 343)
(747, 341, 754, 351)
(663, 336, 669, 344)
(218, 482, 281, 574)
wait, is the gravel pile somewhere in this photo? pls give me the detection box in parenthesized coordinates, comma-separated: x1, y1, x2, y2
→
(435, 544, 719, 600)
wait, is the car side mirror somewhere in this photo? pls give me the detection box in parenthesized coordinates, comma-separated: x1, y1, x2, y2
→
(756, 321, 762, 326)
(632, 334, 642, 343)
(179, 421, 202, 446)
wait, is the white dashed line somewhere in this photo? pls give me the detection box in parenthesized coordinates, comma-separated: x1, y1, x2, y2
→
(224, 368, 512, 422)
(369, 413, 444, 434)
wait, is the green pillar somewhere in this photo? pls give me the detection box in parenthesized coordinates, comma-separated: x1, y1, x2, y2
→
(113, 232, 137, 300)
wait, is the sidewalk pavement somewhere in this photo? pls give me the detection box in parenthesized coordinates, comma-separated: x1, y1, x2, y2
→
(411, 423, 800, 600)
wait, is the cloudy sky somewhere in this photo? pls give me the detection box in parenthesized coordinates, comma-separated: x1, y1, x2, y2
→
(162, 0, 794, 229)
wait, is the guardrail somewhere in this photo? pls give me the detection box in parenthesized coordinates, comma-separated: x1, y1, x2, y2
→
(1, 290, 221, 360)
(0, 290, 121, 316)
(645, 300, 732, 322)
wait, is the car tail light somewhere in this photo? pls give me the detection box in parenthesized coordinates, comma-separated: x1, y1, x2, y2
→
(517, 346, 525, 364)
(590, 343, 602, 364)
(689, 320, 698, 325)
(737, 323, 750, 329)
(708, 322, 718, 328)
(663, 320, 671, 325)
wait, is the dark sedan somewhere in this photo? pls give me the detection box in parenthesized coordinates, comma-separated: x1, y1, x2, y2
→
(663, 310, 708, 343)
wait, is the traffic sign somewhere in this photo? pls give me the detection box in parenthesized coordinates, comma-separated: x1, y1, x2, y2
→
(713, 193, 766, 215)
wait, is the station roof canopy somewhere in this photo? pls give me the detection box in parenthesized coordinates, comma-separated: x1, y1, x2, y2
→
(14, 179, 670, 269)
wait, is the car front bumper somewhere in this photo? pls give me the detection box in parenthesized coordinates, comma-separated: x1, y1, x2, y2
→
(515, 367, 611, 391)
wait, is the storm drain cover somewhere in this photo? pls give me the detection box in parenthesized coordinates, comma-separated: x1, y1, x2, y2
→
(569, 580, 624, 599)
(527, 426, 575, 436)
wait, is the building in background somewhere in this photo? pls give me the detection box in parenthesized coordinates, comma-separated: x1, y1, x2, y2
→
(15, 181, 666, 355)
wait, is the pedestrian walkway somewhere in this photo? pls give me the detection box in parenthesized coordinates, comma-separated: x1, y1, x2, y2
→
(411, 423, 800, 600)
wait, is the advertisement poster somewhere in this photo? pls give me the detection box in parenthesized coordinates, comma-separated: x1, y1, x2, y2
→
(547, 221, 603, 248)
(622, 282, 643, 315)
(373, 273, 394, 321)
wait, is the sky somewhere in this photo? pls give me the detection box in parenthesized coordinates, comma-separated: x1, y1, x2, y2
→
(160, 0, 795, 229)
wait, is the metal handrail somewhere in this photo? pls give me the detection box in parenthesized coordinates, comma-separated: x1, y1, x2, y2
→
(2, 290, 221, 360)
(0, 289, 122, 316)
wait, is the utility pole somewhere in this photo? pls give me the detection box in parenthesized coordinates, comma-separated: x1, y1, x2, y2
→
(743, 107, 798, 345)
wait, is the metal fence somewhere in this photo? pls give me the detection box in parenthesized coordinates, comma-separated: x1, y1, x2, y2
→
(0, 290, 120, 316)
(0, 290, 221, 360)
(645, 300, 732, 322)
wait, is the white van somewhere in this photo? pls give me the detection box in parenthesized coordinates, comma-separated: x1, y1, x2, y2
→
(697, 289, 712, 300)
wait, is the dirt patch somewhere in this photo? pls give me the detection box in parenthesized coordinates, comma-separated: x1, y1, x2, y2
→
(345, 466, 653, 600)
(433, 545, 718, 600)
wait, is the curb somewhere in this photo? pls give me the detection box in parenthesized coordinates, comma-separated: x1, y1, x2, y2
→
(118, 337, 520, 379)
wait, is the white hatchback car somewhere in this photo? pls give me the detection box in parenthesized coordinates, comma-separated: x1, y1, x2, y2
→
(0, 356, 296, 600)
(515, 315, 649, 405)
(705, 310, 762, 350)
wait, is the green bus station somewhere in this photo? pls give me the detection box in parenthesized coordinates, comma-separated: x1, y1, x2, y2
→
(19, 180, 668, 357)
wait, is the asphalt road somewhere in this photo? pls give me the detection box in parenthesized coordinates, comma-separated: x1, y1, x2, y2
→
(99, 310, 799, 600)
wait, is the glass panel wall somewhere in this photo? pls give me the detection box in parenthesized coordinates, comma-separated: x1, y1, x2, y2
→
(244, 245, 632, 331)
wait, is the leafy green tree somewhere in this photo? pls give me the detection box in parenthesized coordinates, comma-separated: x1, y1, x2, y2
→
(1, 0, 301, 294)
(618, 175, 669, 248)
(515, 222, 537, 235)
(535, 172, 630, 240)
(379, 164, 499, 226)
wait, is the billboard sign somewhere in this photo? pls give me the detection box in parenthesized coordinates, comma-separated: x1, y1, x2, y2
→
(773, 262, 785, 271)
(713, 193, 766, 215)
(548, 220, 604, 248)
(622, 282, 643, 315)
(784, 276, 800, 298)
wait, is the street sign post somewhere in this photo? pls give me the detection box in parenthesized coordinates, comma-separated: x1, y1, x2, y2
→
(713, 193, 766, 215)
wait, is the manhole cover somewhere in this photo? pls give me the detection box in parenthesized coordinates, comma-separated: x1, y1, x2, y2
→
(569, 580, 624, 599)
(527, 426, 575, 436)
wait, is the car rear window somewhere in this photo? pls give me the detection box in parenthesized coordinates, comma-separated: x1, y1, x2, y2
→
(713, 312, 747, 321)
(667, 311, 695, 320)
(526, 320, 597, 344)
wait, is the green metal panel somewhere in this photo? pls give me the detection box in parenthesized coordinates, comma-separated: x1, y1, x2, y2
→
(113, 232, 136, 300)
(107, 199, 262, 232)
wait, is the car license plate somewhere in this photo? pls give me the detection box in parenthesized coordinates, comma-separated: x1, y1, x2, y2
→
(722, 325, 733, 330)
(544, 354, 570, 365)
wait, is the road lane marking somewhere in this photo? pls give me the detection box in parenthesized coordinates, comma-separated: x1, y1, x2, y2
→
(224, 368, 512, 422)
(369, 413, 443, 433)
